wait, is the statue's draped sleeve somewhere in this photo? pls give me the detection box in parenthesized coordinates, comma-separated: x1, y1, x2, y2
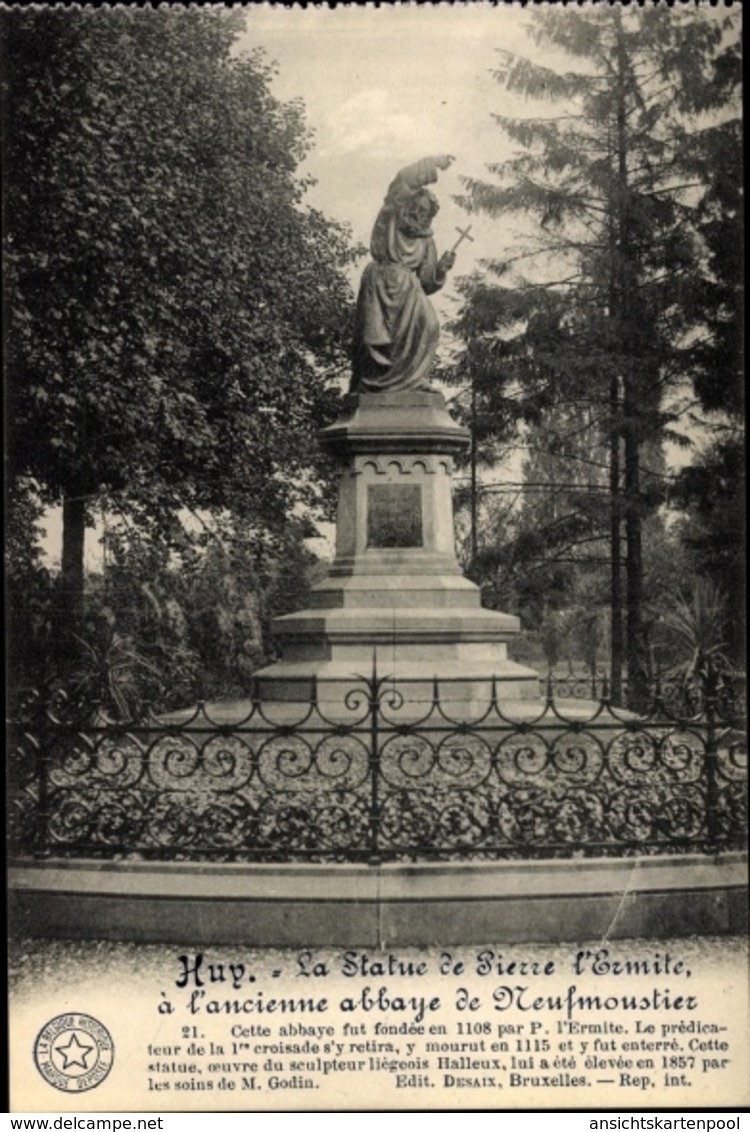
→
(370, 157, 444, 267)
(382, 156, 440, 211)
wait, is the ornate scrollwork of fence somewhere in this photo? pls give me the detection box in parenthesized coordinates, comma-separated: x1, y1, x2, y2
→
(8, 671, 747, 862)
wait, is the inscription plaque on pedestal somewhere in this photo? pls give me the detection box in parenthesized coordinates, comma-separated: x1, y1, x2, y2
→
(367, 484, 423, 548)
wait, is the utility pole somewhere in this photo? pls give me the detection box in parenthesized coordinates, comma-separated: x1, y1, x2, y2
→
(609, 374, 624, 704)
(470, 360, 478, 568)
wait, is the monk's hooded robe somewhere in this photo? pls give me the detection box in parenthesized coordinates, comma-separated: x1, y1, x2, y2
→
(352, 157, 448, 392)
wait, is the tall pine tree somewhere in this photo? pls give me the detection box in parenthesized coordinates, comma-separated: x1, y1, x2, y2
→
(453, 4, 741, 704)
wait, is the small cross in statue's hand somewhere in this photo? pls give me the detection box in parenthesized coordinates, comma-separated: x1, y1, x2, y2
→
(450, 224, 475, 254)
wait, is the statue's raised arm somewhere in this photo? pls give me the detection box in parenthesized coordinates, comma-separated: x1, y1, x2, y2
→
(351, 155, 457, 394)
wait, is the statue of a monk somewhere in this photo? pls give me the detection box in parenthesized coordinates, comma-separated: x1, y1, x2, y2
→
(351, 154, 456, 393)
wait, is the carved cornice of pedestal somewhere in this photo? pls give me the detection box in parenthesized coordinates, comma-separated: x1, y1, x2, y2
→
(352, 455, 453, 477)
(321, 389, 470, 458)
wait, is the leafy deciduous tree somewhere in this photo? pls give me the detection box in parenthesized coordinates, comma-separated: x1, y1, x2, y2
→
(3, 8, 359, 642)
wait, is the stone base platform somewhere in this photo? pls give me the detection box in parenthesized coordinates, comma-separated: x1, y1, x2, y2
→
(10, 854, 747, 946)
(254, 660, 540, 713)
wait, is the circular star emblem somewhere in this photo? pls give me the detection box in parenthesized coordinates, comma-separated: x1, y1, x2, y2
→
(34, 1014, 114, 1092)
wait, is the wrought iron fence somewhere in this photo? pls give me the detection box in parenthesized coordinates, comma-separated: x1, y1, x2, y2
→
(8, 667, 747, 863)
(537, 668, 747, 720)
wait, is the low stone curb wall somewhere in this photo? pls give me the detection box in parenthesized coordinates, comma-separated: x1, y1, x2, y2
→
(9, 853, 747, 946)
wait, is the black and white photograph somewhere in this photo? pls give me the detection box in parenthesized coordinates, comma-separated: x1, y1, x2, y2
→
(5, 1, 746, 1115)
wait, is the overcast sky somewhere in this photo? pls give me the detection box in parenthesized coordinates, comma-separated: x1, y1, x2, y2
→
(237, 4, 556, 323)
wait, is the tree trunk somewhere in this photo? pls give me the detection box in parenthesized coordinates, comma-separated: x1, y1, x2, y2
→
(612, 6, 646, 709)
(60, 493, 86, 649)
(623, 396, 648, 710)
(609, 376, 623, 703)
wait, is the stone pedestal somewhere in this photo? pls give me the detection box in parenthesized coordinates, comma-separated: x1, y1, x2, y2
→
(253, 390, 538, 705)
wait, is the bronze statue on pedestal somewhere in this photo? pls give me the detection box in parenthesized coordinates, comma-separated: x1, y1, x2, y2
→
(351, 154, 472, 394)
